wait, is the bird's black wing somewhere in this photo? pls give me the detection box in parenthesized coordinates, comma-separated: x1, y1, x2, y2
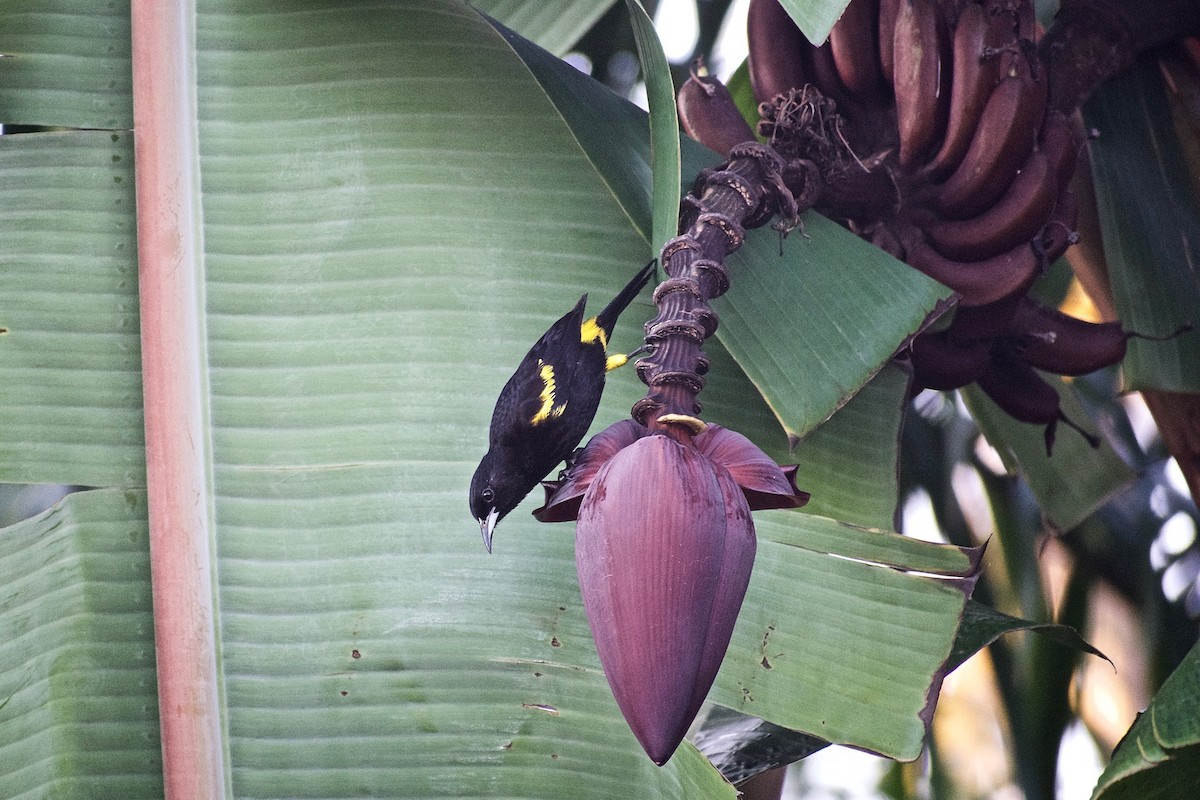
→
(487, 296, 588, 448)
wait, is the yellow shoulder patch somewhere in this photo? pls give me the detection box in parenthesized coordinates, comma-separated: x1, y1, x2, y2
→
(530, 359, 568, 425)
(580, 316, 609, 350)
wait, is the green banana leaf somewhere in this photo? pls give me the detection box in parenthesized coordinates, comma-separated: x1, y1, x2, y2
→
(682, 337, 910, 531)
(1092, 638, 1200, 800)
(0, 2, 133, 128)
(0, 1, 974, 795)
(963, 375, 1135, 533)
(778, 0, 854, 45)
(0, 131, 143, 486)
(946, 599, 1110, 674)
(474, 0, 618, 55)
(787, 362, 911, 529)
(0, 489, 158, 798)
(1082, 57, 1200, 394)
(621, 0, 681, 252)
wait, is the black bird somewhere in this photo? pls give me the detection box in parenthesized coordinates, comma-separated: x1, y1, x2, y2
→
(469, 261, 656, 552)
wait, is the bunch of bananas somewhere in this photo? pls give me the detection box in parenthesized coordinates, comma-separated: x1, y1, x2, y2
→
(678, 0, 1148, 450)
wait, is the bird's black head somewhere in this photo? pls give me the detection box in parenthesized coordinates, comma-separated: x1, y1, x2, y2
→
(469, 449, 531, 553)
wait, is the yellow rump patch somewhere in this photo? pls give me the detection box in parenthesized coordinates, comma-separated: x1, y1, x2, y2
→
(605, 353, 628, 372)
(531, 359, 568, 425)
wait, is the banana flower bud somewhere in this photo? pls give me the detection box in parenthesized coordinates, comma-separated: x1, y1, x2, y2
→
(536, 420, 808, 764)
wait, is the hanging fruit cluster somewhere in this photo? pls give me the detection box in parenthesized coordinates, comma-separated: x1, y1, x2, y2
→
(679, 0, 1157, 451)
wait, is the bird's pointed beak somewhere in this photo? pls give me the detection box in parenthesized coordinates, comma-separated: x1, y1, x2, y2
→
(479, 507, 499, 553)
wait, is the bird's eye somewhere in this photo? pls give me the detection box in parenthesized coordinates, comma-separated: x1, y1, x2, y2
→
(482, 487, 495, 504)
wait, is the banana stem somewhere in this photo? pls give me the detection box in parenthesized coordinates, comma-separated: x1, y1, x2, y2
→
(632, 144, 809, 429)
(1039, 0, 1200, 114)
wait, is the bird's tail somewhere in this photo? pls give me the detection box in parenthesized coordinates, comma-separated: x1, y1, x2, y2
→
(593, 259, 657, 336)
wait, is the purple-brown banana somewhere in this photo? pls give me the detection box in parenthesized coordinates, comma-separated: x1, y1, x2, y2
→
(909, 330, 993, 390)
(1036, 188, 1079, 264)
(878, 0, 902, 85)
(1007, 297, 1128, 375)
(893, 0, 950, 167)
(978, 354, 1099, 454)
(1037, 109, 1082, 188)
(678, 68, 759, 156)
(924, 1, 1009, 178)
(748, 0, 810, 103)
(925, 150, 1056, 260)
(947, 291, 1026, 340)
(830, 0, 887, 99)
(897, 223, 1041, 307)
(935, 42, 1047, 218)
